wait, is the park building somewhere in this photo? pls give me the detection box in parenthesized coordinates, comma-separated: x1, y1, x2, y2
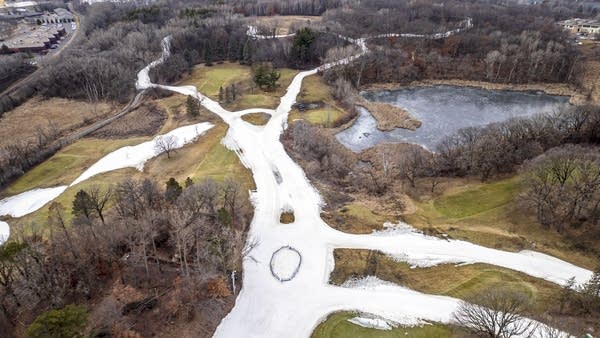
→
(1, 24, 65, 53)
(558, 18, 600, 37)
(38, 8, 74, 24)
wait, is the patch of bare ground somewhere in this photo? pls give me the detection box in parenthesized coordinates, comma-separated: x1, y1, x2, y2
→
(241, 112, 270, 126)
(252, 15, 322, 35)
(357, 99, 421, 131)
(0, 96, 115, 149)
(90, 102, 167, 139)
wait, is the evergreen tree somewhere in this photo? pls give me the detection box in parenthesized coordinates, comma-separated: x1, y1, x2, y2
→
(230, 84, 237, 101)
(26, 305, 87, 338)
(219, 86, 224, 102)
(204, 42, 213, 66)
(165, 178, 182, 203)
(253, 64, 280, 91)
(186, 96, 200, 117)
(72, 190, 93, 219)
(185, 177, 194, 187)
(291, 27, 317, 66)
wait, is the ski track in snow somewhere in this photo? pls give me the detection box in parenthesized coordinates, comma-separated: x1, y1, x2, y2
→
(0, 19, 588, 335)
(132, 21, 588, 338)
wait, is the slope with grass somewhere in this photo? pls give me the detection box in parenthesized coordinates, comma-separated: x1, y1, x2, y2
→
(288, 75, 349, 127)
(312, 312, 453, 338)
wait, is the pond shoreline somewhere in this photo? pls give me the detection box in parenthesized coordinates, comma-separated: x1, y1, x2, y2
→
(362, 79, 583, 105)
(336, 84, 570, 152)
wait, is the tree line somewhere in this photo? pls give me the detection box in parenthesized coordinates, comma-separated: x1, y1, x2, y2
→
(0, 176, 251, 337)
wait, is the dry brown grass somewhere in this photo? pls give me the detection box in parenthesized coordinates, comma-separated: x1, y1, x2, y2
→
(358, 100, 421, 131)
(253, 15, 322, 35)
(241, 112, 271, 125)
(0, 96, 115, 148)
(91, 103, 167, 139)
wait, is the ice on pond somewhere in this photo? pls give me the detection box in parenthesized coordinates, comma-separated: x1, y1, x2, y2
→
(336, 85, 570, 152)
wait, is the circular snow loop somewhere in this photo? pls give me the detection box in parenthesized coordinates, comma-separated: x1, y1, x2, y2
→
(269, 246, 302, 282)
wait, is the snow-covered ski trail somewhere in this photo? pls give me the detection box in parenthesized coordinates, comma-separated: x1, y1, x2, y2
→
(134, 21, 588, 338)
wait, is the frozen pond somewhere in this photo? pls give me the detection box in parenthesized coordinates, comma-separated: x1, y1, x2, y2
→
(336, 85, 570, 151)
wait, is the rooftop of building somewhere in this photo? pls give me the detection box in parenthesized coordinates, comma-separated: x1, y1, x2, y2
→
(558, 18, 600, 27)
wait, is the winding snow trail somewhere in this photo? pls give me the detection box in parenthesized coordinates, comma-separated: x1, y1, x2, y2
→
(133, 21, 590, 337)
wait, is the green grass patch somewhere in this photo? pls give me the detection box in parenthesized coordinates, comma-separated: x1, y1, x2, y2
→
(330, 249, 562, 315)
(290, 106, 346, 127)
(180, 62, 299, 111)
(433, 177, 521, 219)
(3, 137, 148, 197)
(312, 312, 452, 338)
(182, 63, 252, 98)
(298, 75, 332, 102)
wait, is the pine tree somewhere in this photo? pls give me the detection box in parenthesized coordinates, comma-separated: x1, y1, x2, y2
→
(219, 86, 224, 102)
(165, 178, 182, 203)
(230, 84, 236, 101)
(72, 190, 93, 219)
(184, 177, 194, 188)
(26, 305, 87, 338)
(186, 96, 199, 117)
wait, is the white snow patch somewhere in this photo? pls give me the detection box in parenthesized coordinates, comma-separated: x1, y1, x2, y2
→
(0, 186, 68, 217)
(71, 122, 213, 186)
(270, 246, 301, 281)
(348, 316, 394, 330)
(0, 221, 9, 245)
(371, 221, 417, 236)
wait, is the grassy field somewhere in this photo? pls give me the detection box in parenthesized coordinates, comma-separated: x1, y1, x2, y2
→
(312, 312, 453, 338)
(0, 97, 115, 150)
(432, 177, 521, 219)
(323, 202, 388, 234)
(330, 249, 562, 314)
(241, 112, 271, 125)
(288, 75, 350, 127)
(402, 176, 597, 269)
(253, 15, 322, 35)
(3, 137, 148, 197)
(180, 62, 299, 111)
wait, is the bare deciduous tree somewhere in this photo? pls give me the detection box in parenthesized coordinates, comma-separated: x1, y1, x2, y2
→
(154, 135, 178, 159)
(452, 288, 533, 338)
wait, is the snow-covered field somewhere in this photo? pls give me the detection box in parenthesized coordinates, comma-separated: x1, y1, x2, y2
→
(132, 25, 589, 337)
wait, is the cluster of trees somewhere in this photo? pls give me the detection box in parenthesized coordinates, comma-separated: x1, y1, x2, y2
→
(0, 122, 61, 189)
(219, 84, 240, 103)
(0, 176, 251, 336)
(229, 0, 343, 16)
(253, 64, 280, 91)
(0, 54, 35, 94)
(435, 105, 600, 180)
(522, 146, 599, 238)
(284, 121, 354, 186)
(322, 0, 583, 87)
